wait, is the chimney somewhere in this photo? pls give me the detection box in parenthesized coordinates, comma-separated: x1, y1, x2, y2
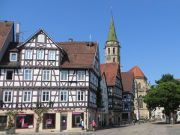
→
(16, 23, 20, 42)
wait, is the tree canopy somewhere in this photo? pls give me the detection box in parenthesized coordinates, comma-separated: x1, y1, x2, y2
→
(144, 74, 180, 116)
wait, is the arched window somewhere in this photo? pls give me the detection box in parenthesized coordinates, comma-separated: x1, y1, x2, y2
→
(138, 96, 143, 108)
(108, 48, 110, 54)
(113, 57, 115, 62)
(113, 48, 115, 54)
(138, 83, 141, 89)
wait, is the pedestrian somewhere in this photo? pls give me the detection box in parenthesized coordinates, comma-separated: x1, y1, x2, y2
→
(91, 120, 97, 131)
(80, 119, 84, 130)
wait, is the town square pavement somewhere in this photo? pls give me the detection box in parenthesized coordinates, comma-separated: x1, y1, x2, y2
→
(0, 122, 179, 135)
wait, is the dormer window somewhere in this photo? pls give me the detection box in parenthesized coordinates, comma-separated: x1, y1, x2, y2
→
(10, 53, 17, 62)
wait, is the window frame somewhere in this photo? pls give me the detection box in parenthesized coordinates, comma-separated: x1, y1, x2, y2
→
(113, 47, 115, 54)
(77, 71, 85, 81)
(42, 70, 51, 81)
(77, 90, 85, 101)
(24, 69, 32, 81)
(48, 50, 56, 61)
(25, 50, 33, 60)
(36, 50, 44, 60)
(108, 48, 110, 54)
(41, 91, 50, 102)
(60, 70, 68, 81)
(23, 91, 32, 102)
(3, 91, 12, 103)
(10, 52, 17, 62)
(37, 34, 45, 43)
(60, 90, 68, 102)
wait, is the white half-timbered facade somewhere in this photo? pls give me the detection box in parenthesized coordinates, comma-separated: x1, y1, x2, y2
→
(0, 22, 100, 132)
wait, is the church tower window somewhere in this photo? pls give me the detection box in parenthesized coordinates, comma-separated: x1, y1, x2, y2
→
(108, 48, 110, 54)
(113, 57, 115, 62)
(113, 48, 115, 54)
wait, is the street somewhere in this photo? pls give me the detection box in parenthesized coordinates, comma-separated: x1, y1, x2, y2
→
(94, 123, 180, 135)
(0, 122, 178, 135)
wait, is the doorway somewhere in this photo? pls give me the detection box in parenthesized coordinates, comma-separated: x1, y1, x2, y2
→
(61, 115, 67, 131)
(0, 116, 7, 131)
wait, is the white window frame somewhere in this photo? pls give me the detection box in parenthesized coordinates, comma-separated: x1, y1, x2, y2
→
(77, 90, 85, 101)
(77, 71, 85, 81)
(48, 50, 56, 60)
(24, 69, 32, 80)
(25, 50, 33, 60)
(60, 70, 68, 81)
(3, 91, 12, 103)
(23, 91, 32, 102)
(36, 50, 44, 60)
(41, 91, 50, 102)
(42, 70, 51, 81)
(60, 90, 68, 102)
(37, 34, 45, 43)
(10, 53, 17, 61)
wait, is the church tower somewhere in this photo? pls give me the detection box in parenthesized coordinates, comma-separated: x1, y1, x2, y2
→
(105, 16, 120, 64)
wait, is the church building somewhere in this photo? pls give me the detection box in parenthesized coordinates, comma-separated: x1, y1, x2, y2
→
(100, 17, 123, 125)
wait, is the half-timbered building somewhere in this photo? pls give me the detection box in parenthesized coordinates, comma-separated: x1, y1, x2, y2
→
(98, 72, 109, 127)
(121, 72, 135, 123)
(0, 21, 100, 132)
(100, 63, 123, 125)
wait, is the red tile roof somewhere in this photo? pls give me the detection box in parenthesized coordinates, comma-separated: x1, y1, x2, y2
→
(57, 42, 97, 68)
(121, 72, 134, 93)
(0, 21, 13, 50)
(100, 63, 120, 86)
(129, 66, 146, 79)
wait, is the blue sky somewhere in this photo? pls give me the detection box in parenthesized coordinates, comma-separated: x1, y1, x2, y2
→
(1, 0, 180, 84)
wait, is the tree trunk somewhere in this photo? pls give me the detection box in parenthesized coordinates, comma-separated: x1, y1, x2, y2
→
(35, 122, 39, 132)
(165, 114, 170, 124)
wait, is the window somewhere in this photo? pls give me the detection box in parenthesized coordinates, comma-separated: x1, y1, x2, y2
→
(139, 97, 143, 108)
(37, 34, 45, 42)
(36, 50, 44, 60)
(42, 91, 50, 102)
(24, 69, 32, 80)
(25, 50, 33, 60)
(42, 70, 51, 81)
(16, 114, 34, 129)
(108, 48, 110, 54)
(113, 57, 115, 62)
(77, 71, 85, 81)
(60, 90, 68, 102)
(23, 91, 32, 102)
(10, 53, 17, 61)
(77, 90, 85, 101)
(60, 71, 68, 81)
(6, 70, 13, 80)
(48, 50, 56, 60)
(113, 48, 115, 54)
(72, 113, 83, 127)
(3, 91, 12, 103)
(43, 113, 56, 129)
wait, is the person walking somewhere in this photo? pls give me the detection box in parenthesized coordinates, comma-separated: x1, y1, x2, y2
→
(80, 119, 84, 130)
(92, 120, 97, 131)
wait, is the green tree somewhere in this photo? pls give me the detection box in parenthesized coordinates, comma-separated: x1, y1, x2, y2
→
(144, 74, 180, 124)
(34, 108, 48, 132)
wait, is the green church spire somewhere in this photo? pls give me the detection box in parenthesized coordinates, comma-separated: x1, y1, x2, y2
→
(107, 16, 118, 42)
